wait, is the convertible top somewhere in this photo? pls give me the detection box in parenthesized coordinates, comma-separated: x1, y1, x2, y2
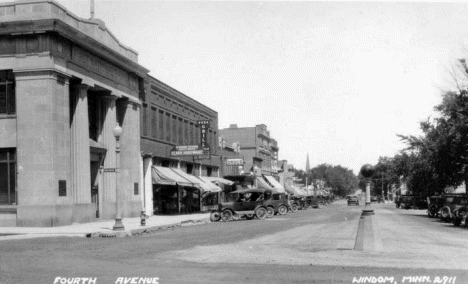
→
(229, 188, 271, 194)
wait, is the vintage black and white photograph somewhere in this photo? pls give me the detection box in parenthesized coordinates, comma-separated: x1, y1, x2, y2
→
(1, 0, 468, 283)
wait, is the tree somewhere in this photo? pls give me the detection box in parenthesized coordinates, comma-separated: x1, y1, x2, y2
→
(303, 164, 359, 197)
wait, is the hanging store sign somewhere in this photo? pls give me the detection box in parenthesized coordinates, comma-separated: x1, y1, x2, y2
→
(226, 158, 244, 165)
(170, 145, 204, 156)
(197, 120, 211, 152)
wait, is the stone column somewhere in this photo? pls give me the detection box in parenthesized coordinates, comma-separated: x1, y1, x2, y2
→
(70, 84, 91, 204)
(143, 156, 153, 216)
(100, 96, 118, 203)
(119, 100, 142, 216)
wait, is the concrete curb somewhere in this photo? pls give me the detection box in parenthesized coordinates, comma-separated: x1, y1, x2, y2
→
(87, 218, 212, 238)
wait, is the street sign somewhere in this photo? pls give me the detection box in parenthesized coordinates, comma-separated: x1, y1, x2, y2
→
(226, 158, 244, 165)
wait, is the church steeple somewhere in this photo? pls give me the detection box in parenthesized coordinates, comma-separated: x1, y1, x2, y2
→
(306, 153, 310, 172)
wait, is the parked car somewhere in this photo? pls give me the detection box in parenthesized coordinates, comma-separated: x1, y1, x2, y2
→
(395, 194, 414, 209)
(451, 205, 468, 226)
(215, 188, 270, 221)
(438, 195, 468, 222)
(427, 195, 445, 218)
(305, 195, 326, 209)
(348, 196, 360, 206)
(264, 192, 289, 217)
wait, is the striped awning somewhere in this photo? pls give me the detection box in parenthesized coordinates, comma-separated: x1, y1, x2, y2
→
(151, 166, 193, 187)
(197, 176, 223, 192)
(263, 175, 285, 193)
(206, 176, 234, 186)
(256, 177, 275, 191)
(171, 168, 203, 188)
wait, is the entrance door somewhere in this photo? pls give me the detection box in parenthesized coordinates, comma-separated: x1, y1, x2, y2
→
(90, 153, 102, 218)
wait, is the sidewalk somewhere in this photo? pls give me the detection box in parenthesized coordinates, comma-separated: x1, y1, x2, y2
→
(0, 213, 211, 241)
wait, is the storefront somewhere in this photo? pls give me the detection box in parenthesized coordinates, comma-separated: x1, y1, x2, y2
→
(151, 166, 222, 215)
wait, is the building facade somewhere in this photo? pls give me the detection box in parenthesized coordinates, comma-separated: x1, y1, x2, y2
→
(140, 76, 220, 216)
(219, 124, 280, 177)
(0, 0, 148, 226)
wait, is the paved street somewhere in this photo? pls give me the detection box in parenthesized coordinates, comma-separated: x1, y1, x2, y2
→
(1, 200, 468, 284)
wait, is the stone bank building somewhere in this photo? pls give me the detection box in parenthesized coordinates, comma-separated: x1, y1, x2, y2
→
(0, 0, 148, 226)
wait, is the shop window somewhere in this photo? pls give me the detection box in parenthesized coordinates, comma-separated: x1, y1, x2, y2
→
(0, 148, 16, 205)
(207, 167, 212, 177)
(0, 70, 15, 115)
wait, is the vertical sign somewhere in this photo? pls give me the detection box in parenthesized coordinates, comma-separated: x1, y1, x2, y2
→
(197, 120, 210, 152)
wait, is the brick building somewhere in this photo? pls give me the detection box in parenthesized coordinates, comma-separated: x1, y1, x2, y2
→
(0, 0, 148, 226)
(140, 76, 220, 216)
(219, 124, 280, 178)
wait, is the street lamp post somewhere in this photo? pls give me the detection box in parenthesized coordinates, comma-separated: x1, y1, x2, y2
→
(360, 164, 375, 216)
(113, 123, 125, 231)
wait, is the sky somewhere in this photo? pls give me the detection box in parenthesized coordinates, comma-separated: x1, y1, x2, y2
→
(23, 0, 468, 174)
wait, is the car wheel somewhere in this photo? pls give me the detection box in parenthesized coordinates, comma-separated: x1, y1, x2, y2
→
(221, 209, 233, 222)
(396, 203, 400, 208)
(266, 207, 275, 218)
(429, 205, 439, 217)
(290, 203, 298, 213)
(317, 202, 324, 209)
(232, 214, 241, 221)
(441, 207, 450, 220)
(210, 212, 221, 222)
(278, 205, 288, 215)
(255, 207, 267, 220)
(245, 214, 255, 220)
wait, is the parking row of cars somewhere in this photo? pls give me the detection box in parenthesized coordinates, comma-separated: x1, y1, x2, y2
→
(210, 187, 331, 222)
(426, 194, 468, 227)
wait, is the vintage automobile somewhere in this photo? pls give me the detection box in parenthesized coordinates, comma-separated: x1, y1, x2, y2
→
(427, 195, 445, 218)
(438, 195, 468, 222)
(304, 195, 326, 209)
(288, 196, 301, 212)
(347, 196, 360, 206)
(395, 194, 414, 209)
(215, 188, 270, 221)
(264, 192, 289, 217)
(451, 205, 468, 226)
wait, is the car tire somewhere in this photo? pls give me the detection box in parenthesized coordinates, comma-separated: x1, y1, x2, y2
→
(429, 205, 438, 217)
(245, 214, 255, 220)
(290, 203, 298, 213)
(210, 212, 221, 222)
(396, 203, 400, 208)
(266, 207, 275, 218)
(317, 202, 324, 209)
(221, 209, 233, 222)
(255, 207, 267, 220)
(278, 205, 288, 215)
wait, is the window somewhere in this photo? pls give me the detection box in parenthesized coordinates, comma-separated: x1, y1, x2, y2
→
(165, 113, 171, 141)
(0, 148, 16, 205)
(142, 104, 148, 136)
(159, 110, 164, 140)
(0, 70, 15, 115)
(151, 107, 157, 138)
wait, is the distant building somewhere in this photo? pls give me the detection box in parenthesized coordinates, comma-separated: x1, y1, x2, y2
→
(219, 124, 279, 177)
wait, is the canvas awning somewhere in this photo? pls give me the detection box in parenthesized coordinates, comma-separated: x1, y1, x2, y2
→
(285, 183, 306, 196)
(263, 175, 285, 193)
(151, 166, 193, 187)
(197, 176, 223, 192)
(171, 168, 203, 188)
(206, 176, 234, 186)
(256, 177, 275, 191)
